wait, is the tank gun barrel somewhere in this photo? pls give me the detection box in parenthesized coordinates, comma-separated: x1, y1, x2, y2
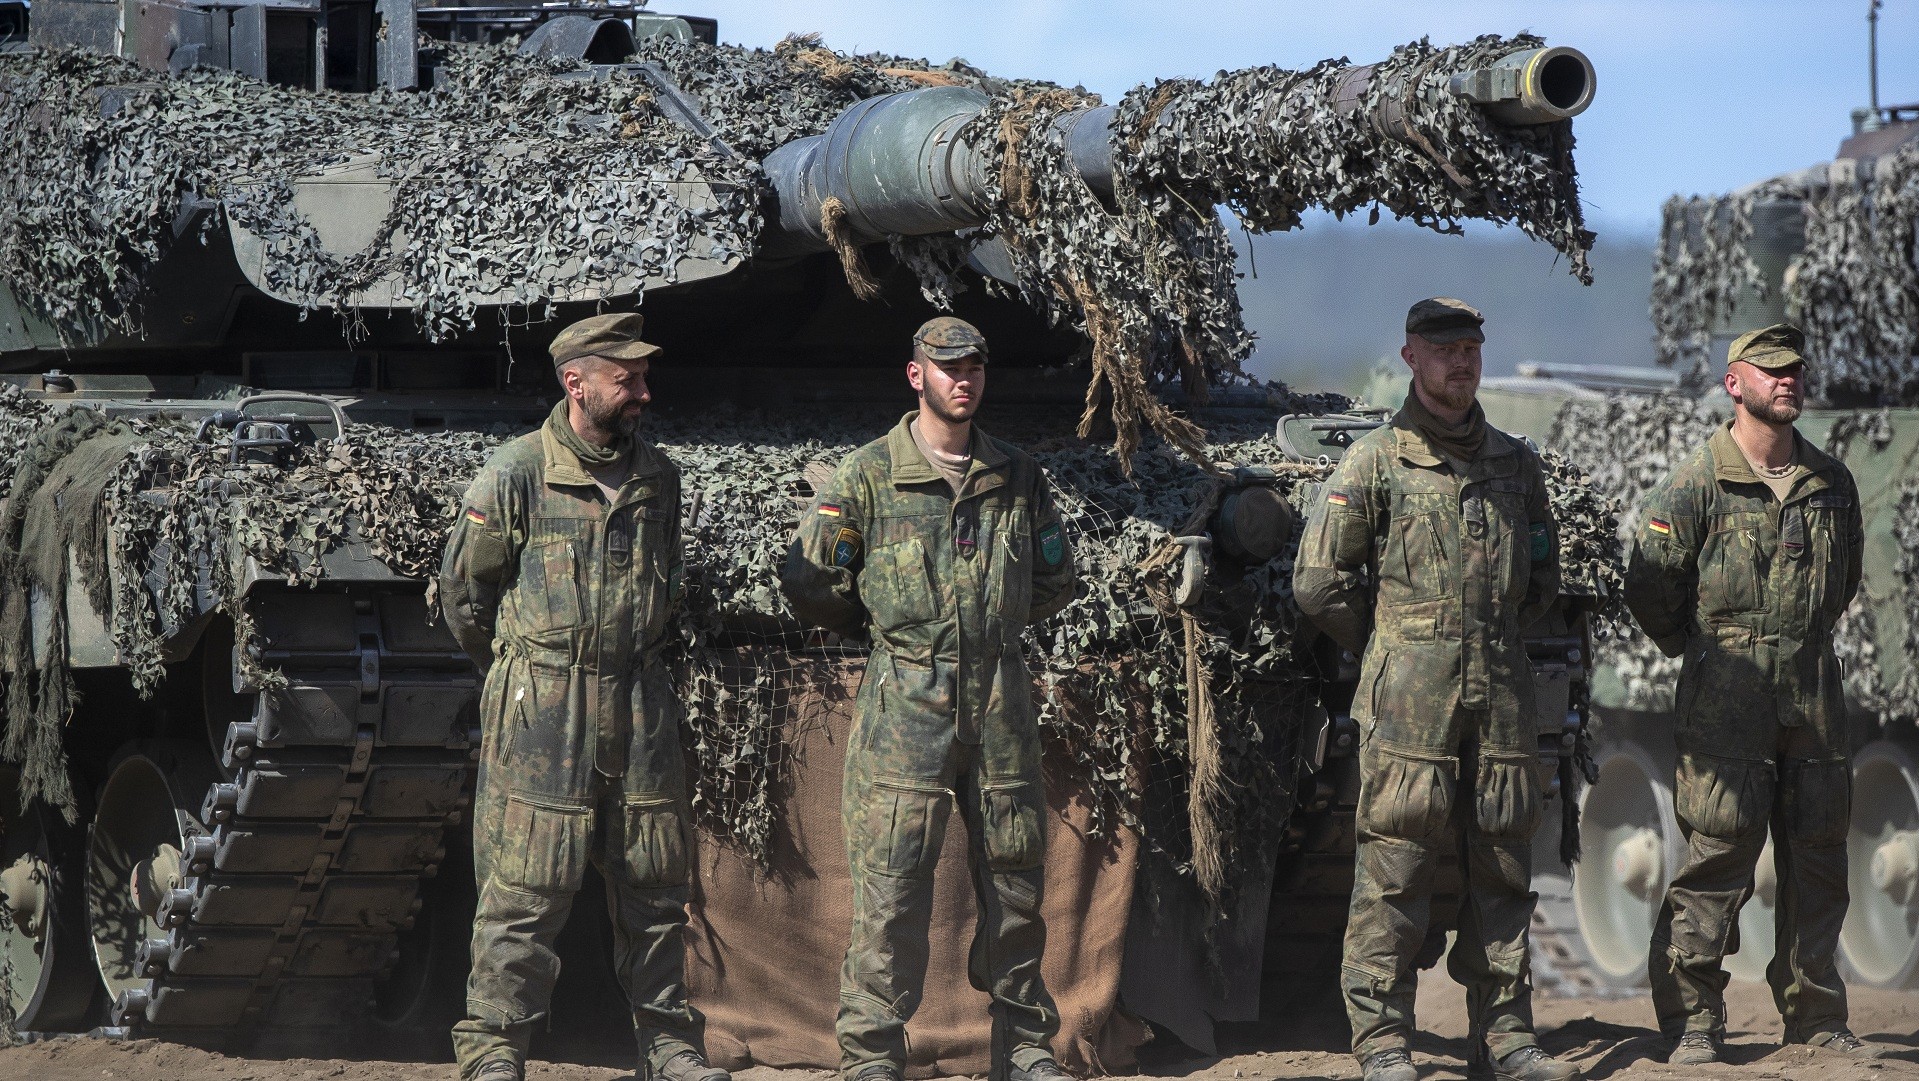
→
(763, 44, 1595, 251)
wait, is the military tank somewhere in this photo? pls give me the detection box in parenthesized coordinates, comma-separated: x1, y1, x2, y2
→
(1472, 66, 1919, 996)
(0, 0, 1604, 1055)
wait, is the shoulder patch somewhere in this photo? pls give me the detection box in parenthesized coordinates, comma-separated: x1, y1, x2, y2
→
(818, 502, 842, 518)
(1038, 522, 1065, 567)
(464, 507, 488, 527)
(1529, 521, 1551, 561)
(1647, 516, 1672, 536)
(832, 526, 863, 568)
(1326, 490, 1351, 507)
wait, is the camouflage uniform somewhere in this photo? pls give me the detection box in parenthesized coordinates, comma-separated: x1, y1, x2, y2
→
(780, 411, 1076, 1081)
(1625, 421, 1863, 1044)
(442, 316, 703, 1080)
(1293, 401, 1561, 1064)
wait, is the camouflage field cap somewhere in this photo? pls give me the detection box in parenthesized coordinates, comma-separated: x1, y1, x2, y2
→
(1405, 297, 1486, 343)
(1726, 322, 1808, 372)
(549, 312, 662, 369)
(913, 316, 989, 361)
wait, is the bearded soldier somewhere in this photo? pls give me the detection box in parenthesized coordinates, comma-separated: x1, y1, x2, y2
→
(780, 316, 1077, 1081)
(1626, 323, 1887, 1064)
(440, 314, 728, 1081)
(1294, 299, 1578, 1081)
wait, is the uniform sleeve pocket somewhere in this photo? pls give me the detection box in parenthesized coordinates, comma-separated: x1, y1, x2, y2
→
(1675, 752, 1774, 843)
(980, 780, 1045, 872)
(856, 777, 951, 877)
(622, 795, 690, 889)
(1357, 742, 1457, 841)
(1472, 749, 1543, 841)
(497, 796, 591, 894)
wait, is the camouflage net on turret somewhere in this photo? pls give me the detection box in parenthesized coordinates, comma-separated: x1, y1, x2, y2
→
(1, 29, 1590, 467)
(1652, 143, 1919, 402)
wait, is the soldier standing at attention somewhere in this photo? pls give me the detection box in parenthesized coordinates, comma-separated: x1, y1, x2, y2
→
(1626, 323, 1887, 1064)
(780, 317, 1077, 1081)
(440, 314, 729, 1081)
(1294, 299, 1578, 1081)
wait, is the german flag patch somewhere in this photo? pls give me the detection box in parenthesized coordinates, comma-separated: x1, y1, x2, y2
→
(1326, 491, 1351, 507)
(464, 507, 488, 527)
(818, 502, 842, 518)
(1647, 516, 1672, 536)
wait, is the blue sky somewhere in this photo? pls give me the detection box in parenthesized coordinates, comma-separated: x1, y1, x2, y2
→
(687, 0, 1918, 239)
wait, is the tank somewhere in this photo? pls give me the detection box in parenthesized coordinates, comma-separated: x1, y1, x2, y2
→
(0, 0, 1603, 1058)
(1473, 98, 1919, 996)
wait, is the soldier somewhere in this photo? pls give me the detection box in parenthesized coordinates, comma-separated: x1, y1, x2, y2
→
(779, 316, 1077, 1081)
(440, 313, 729, 1081)
(1294, 299, 1579, 1081)
(1625, 323, 1887, 1064)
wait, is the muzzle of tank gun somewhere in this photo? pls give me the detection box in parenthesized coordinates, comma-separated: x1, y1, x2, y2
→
(762, 44, 1595, 252)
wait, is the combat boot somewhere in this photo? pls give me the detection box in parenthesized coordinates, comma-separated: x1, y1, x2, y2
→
(1009, 1058, 1070, 1081)
(851, 1064, 902, 1081)
(1666, 1031, 1718, 1065)
(1487, 1045, 1582, 1081)
(651, 1049, 732, 1081)
(472, 1061, 522, 1081)
(1808, 1029, 1892, 1059)
(1358, 1048, 1417, 1081)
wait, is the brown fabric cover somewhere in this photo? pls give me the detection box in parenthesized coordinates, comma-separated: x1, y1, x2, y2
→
(685, 665, 1146, 1076)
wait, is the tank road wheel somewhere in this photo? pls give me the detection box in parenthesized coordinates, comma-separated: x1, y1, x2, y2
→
(0, 765, 103, 1032)
(1722, 833, 1776, 983)
(1841, 740, 1919, 988)
(85, 741, 219, 1027)
(1572, 741, 1681, 986)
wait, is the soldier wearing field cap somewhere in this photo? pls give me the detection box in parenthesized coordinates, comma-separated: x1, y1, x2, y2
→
(442, 313, 728, 1081)
(1295, 298, 1576, 1081)
(1626, 322, 1887, 1064)
(781, 315, 1077, 1081)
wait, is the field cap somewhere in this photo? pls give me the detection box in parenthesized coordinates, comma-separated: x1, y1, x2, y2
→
(913, 316, 989, 362)
(550, 313, 662, 369)
(1726, 322, 1807, 372)
(1405, 297, 1486, 344)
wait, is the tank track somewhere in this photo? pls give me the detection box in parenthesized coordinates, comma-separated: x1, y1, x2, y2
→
(110, 585, 478, 1035)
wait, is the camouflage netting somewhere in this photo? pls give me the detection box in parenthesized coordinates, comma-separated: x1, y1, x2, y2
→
(1, 28, 1590, 463)
(0, 391, 1629, 913)
(1652, 141, 1919, 402)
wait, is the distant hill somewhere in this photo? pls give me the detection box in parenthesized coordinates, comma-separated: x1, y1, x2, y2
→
(1233, 217, 1658, 398)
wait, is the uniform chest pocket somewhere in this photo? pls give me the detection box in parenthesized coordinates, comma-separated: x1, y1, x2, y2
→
(624, 503, 672, 637)
(522, 530, 587, 632)
(1382, 509, 1449, 602)
(864, 535, 940, 630)
(1701, 514, 1766, 616)
(1802, 493, 1852, 618)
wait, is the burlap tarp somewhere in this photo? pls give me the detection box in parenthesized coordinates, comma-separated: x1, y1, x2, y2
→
(685, 663, 1148, 1076)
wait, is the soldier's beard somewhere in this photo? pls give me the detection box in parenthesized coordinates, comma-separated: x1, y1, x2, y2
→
(582, 386, 639, 441)
(1740, 389, 1802, 425)
(1416, 368, 1478, 414)
(921, 388, 977, 426)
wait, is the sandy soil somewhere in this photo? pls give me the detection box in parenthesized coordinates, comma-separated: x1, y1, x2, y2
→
(3, 979, 1915, 1081)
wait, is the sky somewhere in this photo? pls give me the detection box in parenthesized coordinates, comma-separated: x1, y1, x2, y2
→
(684, 0, 1919, 239)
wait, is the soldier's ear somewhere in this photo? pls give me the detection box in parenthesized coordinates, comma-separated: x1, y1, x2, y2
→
(906, 358, 925, 395)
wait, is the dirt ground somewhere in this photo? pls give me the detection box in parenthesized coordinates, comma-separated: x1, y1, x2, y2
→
(3, 976, 1914, 1081)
